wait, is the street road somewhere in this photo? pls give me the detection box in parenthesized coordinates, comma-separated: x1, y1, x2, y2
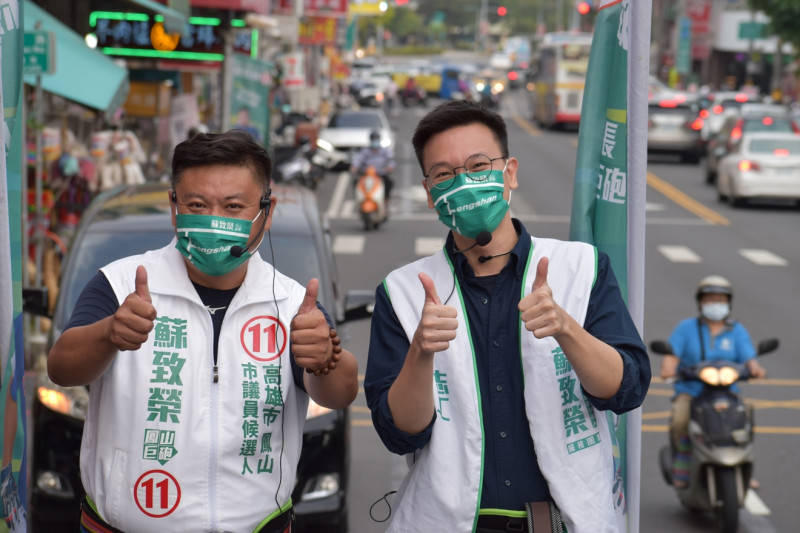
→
(315, 87, 800, 532)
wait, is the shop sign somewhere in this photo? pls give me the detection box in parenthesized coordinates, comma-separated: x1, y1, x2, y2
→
(90, 12, 255, 61)
(190, 0, 271, 15)
(274, 0, 348, 17)
(298, 17, 338, 46)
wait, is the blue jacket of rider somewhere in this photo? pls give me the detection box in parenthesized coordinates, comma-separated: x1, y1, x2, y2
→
(352, 146, 395, 176)
(669, 317, 757, 398)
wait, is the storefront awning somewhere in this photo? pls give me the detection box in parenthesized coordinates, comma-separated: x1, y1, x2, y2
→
(123, 0, 188, 34)
(23, 0, 130, 116)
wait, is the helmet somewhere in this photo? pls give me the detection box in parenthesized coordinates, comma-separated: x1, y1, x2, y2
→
(369, 130, 381, 142)
(695, 275, 733, 301)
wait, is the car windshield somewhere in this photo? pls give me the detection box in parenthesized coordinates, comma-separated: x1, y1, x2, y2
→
(58, 229, 323, 329)
(328, 113, 383, 129)
(748, 138, 800, 155)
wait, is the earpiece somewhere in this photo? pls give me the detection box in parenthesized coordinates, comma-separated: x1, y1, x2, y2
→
(171, 191, 177, 203)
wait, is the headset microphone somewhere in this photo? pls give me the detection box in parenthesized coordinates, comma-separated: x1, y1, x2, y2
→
(453, 230, 492, 255)
(230, 194, 271, 258)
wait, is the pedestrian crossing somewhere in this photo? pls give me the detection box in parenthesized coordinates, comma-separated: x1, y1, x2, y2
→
(332, 233, 790, 268)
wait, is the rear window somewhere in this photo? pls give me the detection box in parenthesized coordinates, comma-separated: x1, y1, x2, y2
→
(742, 117, 795, 133)
(328, 113, 383, 129)
(748, 138, 800, 155)
(58, 229, 324, 329)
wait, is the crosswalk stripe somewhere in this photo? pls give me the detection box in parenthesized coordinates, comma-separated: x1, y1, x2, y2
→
(658, 245, 701, 263)
(739, 249, 788, 266)
(415, 237, 445, 256)
(744, 489, 771, 516)
(332, 235, 365, 255)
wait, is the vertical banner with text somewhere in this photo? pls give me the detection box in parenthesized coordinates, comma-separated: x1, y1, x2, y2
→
(569, 1, 651, 532)
(1, 0, 29, 530)
(228, 54, 273, 147)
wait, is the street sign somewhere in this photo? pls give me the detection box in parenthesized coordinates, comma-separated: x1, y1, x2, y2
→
(738, 22, 765, 40)
(23, 31, 55, 75)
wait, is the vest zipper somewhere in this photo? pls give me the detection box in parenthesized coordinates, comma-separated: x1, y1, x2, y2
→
(213, 365, 219, 383)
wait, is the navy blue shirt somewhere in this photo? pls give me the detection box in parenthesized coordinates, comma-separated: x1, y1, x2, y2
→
(363, 220, 650, 511)
(64, 271, 334, 391)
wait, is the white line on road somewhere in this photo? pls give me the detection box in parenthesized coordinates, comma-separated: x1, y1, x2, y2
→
(415, 237, 445, 256)
(332, 235, 365, 255)
(325, 171, 350, 220)
(658, 245, 702, 263)
(744, 489, 771, 516)
(739, 249, 788, 266)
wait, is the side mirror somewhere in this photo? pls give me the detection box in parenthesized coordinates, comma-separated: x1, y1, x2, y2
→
(649, 340, 673, 355)
(757, 338, 779, 356)
(23, 287, 50, 318)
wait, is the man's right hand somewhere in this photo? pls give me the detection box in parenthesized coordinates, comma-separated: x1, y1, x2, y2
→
(412, 273, 458, 355)
(109, 265, 157, 351)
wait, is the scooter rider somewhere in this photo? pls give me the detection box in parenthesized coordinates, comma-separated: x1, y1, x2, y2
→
(660, 275, 767, 488)
(350, 130, 396, 206)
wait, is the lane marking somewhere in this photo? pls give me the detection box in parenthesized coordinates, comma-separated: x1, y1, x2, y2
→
(326, 171, 350, 219)
(658, 245, 702, 263)
(744, 490, 771, 516)
(332, 235, 365, 255)
(415, 237, 445, 256)
(647, 171, 730, 226)
(739, 249, 788, 266)
(641, 425, 800, 435)
(511, 114, 542, 137)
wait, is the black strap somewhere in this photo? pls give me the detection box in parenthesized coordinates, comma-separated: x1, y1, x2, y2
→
(697, 318, 706, 362)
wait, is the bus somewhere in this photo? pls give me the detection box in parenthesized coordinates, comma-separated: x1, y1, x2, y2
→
(528, 32, 593, 129)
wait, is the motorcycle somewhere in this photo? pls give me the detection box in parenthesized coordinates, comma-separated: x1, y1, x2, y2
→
(354, 166, 387, 231)
(650, 337, 779, 533)
(401, 86, 427, 107)
(272, 138, 325, 190)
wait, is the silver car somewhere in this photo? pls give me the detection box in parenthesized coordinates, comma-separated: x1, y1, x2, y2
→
(647, 96, 704, 164)
(717, 131, 800, 207)
(316, 109, 394, 171)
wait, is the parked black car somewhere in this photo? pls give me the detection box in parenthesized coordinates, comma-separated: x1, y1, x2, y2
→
(25, 183, 373, 533)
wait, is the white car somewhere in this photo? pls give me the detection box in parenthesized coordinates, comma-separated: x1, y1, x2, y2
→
(717, 131, 800, 207)
(316, 109, 394, 171)
(699, 91, 760, 143)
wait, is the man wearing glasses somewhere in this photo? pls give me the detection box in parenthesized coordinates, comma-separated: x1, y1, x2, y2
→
(364, 101, 649, 533)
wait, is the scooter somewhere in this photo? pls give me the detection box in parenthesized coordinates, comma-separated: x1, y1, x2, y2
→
(272, 138, 325, 190)
(354, 166, 387, 231)
(650, 338, 779, 533)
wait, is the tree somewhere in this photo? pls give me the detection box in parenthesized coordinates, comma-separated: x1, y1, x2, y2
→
(748, 0, 800, 50)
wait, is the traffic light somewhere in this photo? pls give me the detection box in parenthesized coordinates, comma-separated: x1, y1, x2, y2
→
(577, 1, 591, 15)
(497, 6, 507, 17)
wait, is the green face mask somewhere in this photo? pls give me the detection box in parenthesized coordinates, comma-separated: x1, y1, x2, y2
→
(175, 211, 259, 276)
(428, 168, 509, 239)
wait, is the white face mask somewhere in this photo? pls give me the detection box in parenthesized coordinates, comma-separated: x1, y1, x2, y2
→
(701, 302, 730, 322)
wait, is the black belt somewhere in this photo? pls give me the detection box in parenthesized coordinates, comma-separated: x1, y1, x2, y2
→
(476, 502, 563, 533)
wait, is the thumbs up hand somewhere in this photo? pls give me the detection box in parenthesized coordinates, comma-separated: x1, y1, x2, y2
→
(291, 278, 336, 374)
(518, 257, 567, 339)
(110, 265, 157, 351)
(412, 273, 458, 356)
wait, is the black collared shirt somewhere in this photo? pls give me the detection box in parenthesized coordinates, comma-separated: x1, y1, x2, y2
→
(364, 219, 650, 510)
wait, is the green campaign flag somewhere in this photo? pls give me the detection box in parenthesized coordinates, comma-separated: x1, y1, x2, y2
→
(1, 0, 29, 530)
(569, 1, 650, 531)
(228, 54, 273, 148)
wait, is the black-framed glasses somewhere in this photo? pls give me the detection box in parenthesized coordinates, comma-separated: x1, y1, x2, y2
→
(424, 154, 507, 190)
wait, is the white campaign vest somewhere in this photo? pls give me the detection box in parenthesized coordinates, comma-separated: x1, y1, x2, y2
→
(81, 242, 309, 533)
(383, 237, 618, 533)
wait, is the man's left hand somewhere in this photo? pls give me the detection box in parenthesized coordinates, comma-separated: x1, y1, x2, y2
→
(518, 257, 568, 339)
(290, 278, 337, 374)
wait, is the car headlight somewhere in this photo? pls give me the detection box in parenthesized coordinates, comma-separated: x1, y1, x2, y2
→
(493, 82, 505, 94)
(307, 398, 332, 420)
(37, 383, 89, 421)
(316, 138, 334, 152)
